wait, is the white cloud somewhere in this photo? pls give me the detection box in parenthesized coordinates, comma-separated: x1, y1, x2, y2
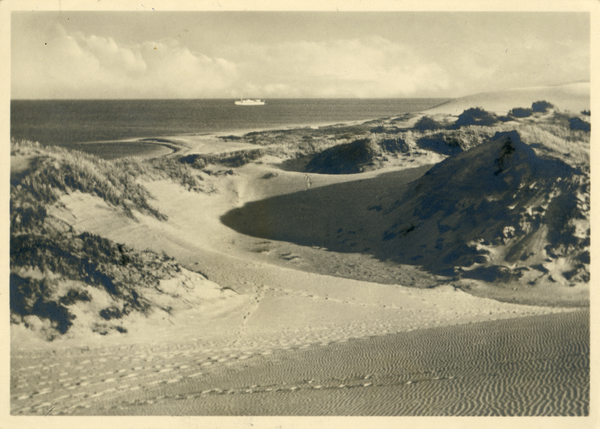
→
(226, 37, 450, 98)
(12, 24, 239, 99)
(11, 24, 588, 99)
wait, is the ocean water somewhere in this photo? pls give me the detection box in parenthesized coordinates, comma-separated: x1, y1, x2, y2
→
(11, 98, 448, 159)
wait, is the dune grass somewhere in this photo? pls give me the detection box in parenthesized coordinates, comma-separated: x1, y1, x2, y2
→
(516, 123, 589, 170)
(11, 139, 165, 221)
(10, 140, 208, 338)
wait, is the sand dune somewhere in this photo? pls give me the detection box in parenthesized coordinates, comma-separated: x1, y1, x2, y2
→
(426, 82, 590, 115)
(222, 131, 589, 306)
(11, 149, 580, 415)
(12, 310, 588, 416)
(10, 84, 590, 416)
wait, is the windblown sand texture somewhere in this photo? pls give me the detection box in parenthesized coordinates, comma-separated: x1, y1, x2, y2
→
(11, 310, 589, 416)
(10, 83, 590, 416)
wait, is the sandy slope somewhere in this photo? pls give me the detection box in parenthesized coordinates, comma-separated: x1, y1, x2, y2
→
(426, 82, 590, 115)
(50, 162, 571, 331)
(10, 153, 579, 415)
(10, 82, 590, 416)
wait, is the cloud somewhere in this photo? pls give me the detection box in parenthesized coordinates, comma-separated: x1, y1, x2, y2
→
(12, 24, 239, 99)
(12, 27, 451, 99)
(227, 37, 451, 98)
(440, 36, 590, 96)
(11, 24, 589, 99)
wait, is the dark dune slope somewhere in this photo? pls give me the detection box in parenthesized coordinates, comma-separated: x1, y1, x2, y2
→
(305, 137, 381, 174)
(379, 132, 588, 276)
(222, 131, 589, 292)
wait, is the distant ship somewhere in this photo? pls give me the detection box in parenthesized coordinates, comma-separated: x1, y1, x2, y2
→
(235, 98, 265, 106)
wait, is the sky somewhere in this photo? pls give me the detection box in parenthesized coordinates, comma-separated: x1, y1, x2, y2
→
(11, 11, 590, 99)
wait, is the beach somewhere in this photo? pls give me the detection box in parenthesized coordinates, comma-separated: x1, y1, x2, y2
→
(9, 83, 590, 417)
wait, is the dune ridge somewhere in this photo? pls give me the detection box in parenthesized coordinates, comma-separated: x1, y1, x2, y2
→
(426, 82, 590, 115)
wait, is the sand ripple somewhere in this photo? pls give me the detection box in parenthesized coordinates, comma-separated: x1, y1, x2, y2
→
(13, 310, 586, 416)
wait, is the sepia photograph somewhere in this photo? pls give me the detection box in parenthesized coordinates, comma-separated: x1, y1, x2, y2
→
(3, 0, 595, 425)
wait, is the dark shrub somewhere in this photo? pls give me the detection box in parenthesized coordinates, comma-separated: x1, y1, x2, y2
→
(569, 118, 591, 132)
(10, 274, 75, 334)
(59, 289, 92, 306)
(461, 265, 524, 283)
(581, 110, 591, 116)
(508, 107, 533, 118)
(100, 306, 123, 320)
(179, 154, 207, 169)
(532, 100, 555, 113)
(370, 126, 387, 134)
(417, 134, 463, 155)
(306, 138, 380, 174)
(414, 116, 445, 131)
(370, 126, 402, 134)
(453, 108, 498, 128)
(380, 138, 410, 153)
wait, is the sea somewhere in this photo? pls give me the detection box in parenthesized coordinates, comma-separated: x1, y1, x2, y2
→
(11, 98, 449, 160)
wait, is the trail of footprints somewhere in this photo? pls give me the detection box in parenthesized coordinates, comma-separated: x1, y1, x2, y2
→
(12, 311, 589, 416)
(11, 285, 582, 417)
(11, 309, 576, 416)
(11, 330, 389, 415)
(98, 371, 461, 413)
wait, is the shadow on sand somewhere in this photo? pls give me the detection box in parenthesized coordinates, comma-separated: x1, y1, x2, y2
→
(221, 165, 432, 266)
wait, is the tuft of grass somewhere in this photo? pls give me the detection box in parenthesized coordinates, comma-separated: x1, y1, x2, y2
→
(516, 123, 589, 170)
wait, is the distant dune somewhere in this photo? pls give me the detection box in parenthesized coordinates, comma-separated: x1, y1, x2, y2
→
(427, 82, 590, 115)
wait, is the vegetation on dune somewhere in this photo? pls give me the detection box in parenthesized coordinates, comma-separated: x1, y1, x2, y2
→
(379, 137, 410, 153)
(569, 118, 591, 132)
(295, 102, 587, 173)
(453, 107, 501, 128)
(517, 123, 590, 171)
(413, 116, 446, 131)
(218, 123, 374, 161)
(416, 133, 464, 155)
(532, 100, 555, 113)
(179, 148, 265, 168)
(305, 137, 382, 174)
(10, 219, 191, 338)
(11, 140, 165, 221)
(380, 130, 589, 289)
(10, 140, 208, 338)
(508, 107, 534, 118)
